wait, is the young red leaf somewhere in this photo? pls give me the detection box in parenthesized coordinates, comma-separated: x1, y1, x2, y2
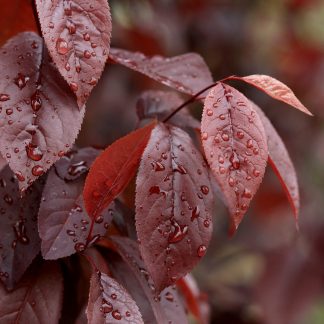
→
(0, 165, 43, 289)
(135, 123, 214, 291)
(0, 262, 63, 323)
(109, 236, 188, 324)
(83, 122, 156, 219)
(35, 0, 112, 107)
(136, 90, 200, 129)
(109, 48, 213, 95)
(201, 83, 268, 231)
(0, 32, 84, 191)
(38, 148, 115, 260)
(87, 271, 144, 324)
(227, 75, 312, 116)
(251, 102, 300, 221)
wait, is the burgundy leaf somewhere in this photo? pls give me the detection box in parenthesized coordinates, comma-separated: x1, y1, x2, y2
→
(0, 262, 63, 323)
(35, 0, 112, 107)
(201, 83, 268, 231)
(0, 165, 43, 289)
(83, 122, 156, 219)
(227, 75, 312, 115)
(135, 123, 214, 291)
(110, 236, 188, 324)
(251, 102, 300, 221)
(87, 272, 144, 324)
(0, 32, 84, 190)
(136, 90, 200, 128)
(38, 147, 114, 260)
(109, 48, 213, 95)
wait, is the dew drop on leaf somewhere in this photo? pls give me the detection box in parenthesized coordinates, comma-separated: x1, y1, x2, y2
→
(56, 38, 69, 55)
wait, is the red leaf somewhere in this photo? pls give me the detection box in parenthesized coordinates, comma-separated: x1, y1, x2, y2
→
(109, 48, 213, 95)
(0, 262, 63, 323)
(83, 122, 156, 219)
(136, 90, 200, 129)
(201, 83, 268, 231)
(227, 75, 312, 116)
(87, 272, 144, 324)
(135, 123, 214, 291)
(35, 0, 112, 107)
(0, 32, 84, 190)
(0, 165, 43, 289)
(0, 0, 38, 46)
(251, 102, 300, 222)
(109, 236, 188, 324)
(38, 147, 114, 260)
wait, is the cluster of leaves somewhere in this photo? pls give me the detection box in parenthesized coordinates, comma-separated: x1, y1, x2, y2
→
(0, 0, 311, 323)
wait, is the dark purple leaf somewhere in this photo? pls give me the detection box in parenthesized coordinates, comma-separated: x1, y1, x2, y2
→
(201, 83, 268, 232)
(135, 123, 214, 291)
(36, 0, 112, 107)
(0, 165, 43, 289)
(109, 48, 213, 95)
(0, 32, 84, 190)
(0, 262, 63, 323)
(38, 147, 114, 260)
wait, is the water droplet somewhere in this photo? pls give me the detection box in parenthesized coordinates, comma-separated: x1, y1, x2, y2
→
(65, 62, 71, 71)
(48, 22, 54, 28)
(31, 93, 42, 112)
(70, 82, 78, 92)
(26, 143, 43, 161)
(14, 73, 29, 89)
(67, 230, 75, 236)
(200, 185, 209, 195)
(197, 245, 207, 257)
(206, 109, 213, 116)
(253, 148, 259, 155)
(237, 131, 244, 139)
(253, 168, 260, 177)
(173, 164, 187, 174)
(242, 188, 252, 199)
(125, 311, 131, 317)
(168, 220, 188, 243)
(219, 114, 226, 120)
(100, 302, 113, 314)
(66, 21, 76, 34)
(221, 133, 229, 141)
(83, 50, 91, 59)
(95, 215, 103, 223)
(68, 161, 87, 177)
(202, 132, 208, 140)
(203, 219, 210, 228)
(219, 167, 226, 174)
(165, 292, 174, 302)
(112, 310, 122, 320)
(83, 33, 90, 41)
(13, 220, 29, 244)
(32, 165, 44, 176)
(228, 177, 235, 187)
(149, 186, 161, 195)
(229, 151, 240, 169)
(56, 38, 68, 55)
(4, 194, 13, 205)
(0, 94, 10, 101)
(247, 139, 253, 148)
(191, 206, 200, 221)
(151, 161, 165, 171)
(111, 293, 117, 300)
(15, 172, 25, 182)
(74, 242, 85, 252)
(88, 77, 97, 86)
(6, 108, 13, 115)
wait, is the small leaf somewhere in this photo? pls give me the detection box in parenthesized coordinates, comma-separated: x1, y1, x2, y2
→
(38, 147, 114, 260)
(83, 122, 156, 219)
(109, 236, 188, 324)
(0, 165, 43, 289)
(251, 102, 300, 221)
(201, 83, 268, 231)
(227, 75, 312, 116)
(109, 48, 213, 95)
(136, 90, 200, 128)
(0, 262, 63, 323)
(87, 271, 144, 324)
(0, 32, 84, 190)
(135, 123, 214, 291)
(35, 0, 112, 107)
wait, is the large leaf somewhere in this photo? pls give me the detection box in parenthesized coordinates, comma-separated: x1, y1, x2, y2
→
(109, 236, 188, 324)
(87, 271, 144, 324)
(36, 0, 112, 107)
(135, 123, 214, 291)
(109, 48, 213, 95)
(0, 165, 43, 289)
(38, 147, 114, 260)
(83, 122, 156, 219)
(251, 102, 300, 221)
(136, 90, 200, 129)
(201, 83, 268, 231)
(0, 32, 84, 191)
(227, 75, 312, 115)
(0, 0, 38, 46)
(0, 262, 63, 323)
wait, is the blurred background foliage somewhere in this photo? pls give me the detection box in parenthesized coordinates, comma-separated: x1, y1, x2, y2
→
(77, 1, 324, 323)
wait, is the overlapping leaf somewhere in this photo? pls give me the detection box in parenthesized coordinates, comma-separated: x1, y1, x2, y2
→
(0, 32, 84, 190)
(251, 102, 300, 221)
(109, 48, 213, 95)
(87, 271, 144, 324)
(38, 147, 115, 260)
(227, 75, 312, 115)
(136, 90, 200, 128)
(135, 123, 214, 291)
(201, 83, 268, 231)
(83, 122, 156, 219)
(0, 165, 43, 289)
(36, 0, 112, 107)
(0, 262, 63, 323)
(110, 236, 188, 324)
